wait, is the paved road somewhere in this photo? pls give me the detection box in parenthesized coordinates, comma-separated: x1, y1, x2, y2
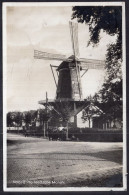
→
(7, 133, 123, 188)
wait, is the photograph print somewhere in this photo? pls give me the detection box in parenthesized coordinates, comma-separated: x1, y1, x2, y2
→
(3, 2, 126, 191)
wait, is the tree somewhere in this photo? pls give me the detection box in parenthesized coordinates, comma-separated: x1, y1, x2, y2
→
(37, 108, 50, 137)
(7, 112, 13, 127)
(72, 6, 122, 88)
(60, 102, 73, 139)
(14, 112, 22, 133)
(49, 109, 61, 127)
(29, 110, 37, 126)
(15, 112, 22, 127)
(93, 88, 122, 128)
(72, 6, 122, 125)
(82, 100, 103, 128)
(38, 109, 50, 124)
(24, 111, 32, 128)
(7, 111, 23, 127)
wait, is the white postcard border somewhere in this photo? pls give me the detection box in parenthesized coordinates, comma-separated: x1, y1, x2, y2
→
(3, 1, 127, 192)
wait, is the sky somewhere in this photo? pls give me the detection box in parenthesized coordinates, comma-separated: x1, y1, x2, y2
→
(6, 5, 117, 112)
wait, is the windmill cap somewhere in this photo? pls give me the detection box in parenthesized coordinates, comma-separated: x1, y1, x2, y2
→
(57, 55, 75, 71)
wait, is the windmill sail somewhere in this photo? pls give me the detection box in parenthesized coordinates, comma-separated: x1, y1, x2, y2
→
(69, 21, 79, 58)
(34, 50, 72, 62)
(79, 58, 105, 69)
(69, 21, 82, 99)
(34, 22, 105, 102)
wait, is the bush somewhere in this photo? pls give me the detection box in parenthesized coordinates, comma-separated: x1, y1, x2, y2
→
(68, 127, 123, 142)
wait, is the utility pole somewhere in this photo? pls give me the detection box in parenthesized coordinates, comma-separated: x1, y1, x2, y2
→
(44, 92, 48, 137)
(46, 91, 48, 113)
(74, 102, 77, 127)
(66, 121, 69, 140)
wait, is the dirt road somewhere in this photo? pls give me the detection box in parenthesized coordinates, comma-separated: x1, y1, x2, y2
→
(7, 133, 123, 188)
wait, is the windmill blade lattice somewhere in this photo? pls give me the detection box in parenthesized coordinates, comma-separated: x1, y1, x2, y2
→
(69, 21, 80, 58)
(34, 50, 72, 62)
(69, 21, 82, 99)
(81, 63, 104, 70)
(79, 58, 105, 69)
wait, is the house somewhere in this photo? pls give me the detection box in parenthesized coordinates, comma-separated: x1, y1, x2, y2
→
(76, 103, 122, 129)
(76, 103, 103, 128)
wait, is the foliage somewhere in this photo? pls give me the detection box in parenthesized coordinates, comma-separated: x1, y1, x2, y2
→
(93, 91, 122, 124)
(24, 111, 32, 125)
(60, 102, 73, 123)
(7, 108, 50, 127)
(49, 109, 61, 126)
(38, 109, 50, 124)
(72, 6, 122, 45)
(82, 100, 103, 127)
(30, 110, 37, 121)
(7, 112, 13, 127)
(72, 6, 122, 82)
(72, 6, 122, 123)
(7, 111, 22, 127)
(15, 112, 22, 127)
(6, 108, 51, 130)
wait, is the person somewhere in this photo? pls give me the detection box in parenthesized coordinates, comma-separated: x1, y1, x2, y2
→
(71, 134, 76, 141)
(58, 124, 64, 132)
(47, 128, 52, 141)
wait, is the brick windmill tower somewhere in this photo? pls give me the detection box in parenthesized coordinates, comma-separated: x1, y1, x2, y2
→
(34, 22, 104, 128)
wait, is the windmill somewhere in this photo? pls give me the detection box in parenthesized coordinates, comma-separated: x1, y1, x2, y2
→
(34, 21, 104, 128)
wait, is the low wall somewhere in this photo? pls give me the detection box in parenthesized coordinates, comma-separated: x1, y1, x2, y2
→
(68, 128, 123, 142)
(7, 127, 123, 142)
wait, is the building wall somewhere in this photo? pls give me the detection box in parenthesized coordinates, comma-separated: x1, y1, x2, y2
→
(77, 111, 122, 129)
(77, 111, 93, 128)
